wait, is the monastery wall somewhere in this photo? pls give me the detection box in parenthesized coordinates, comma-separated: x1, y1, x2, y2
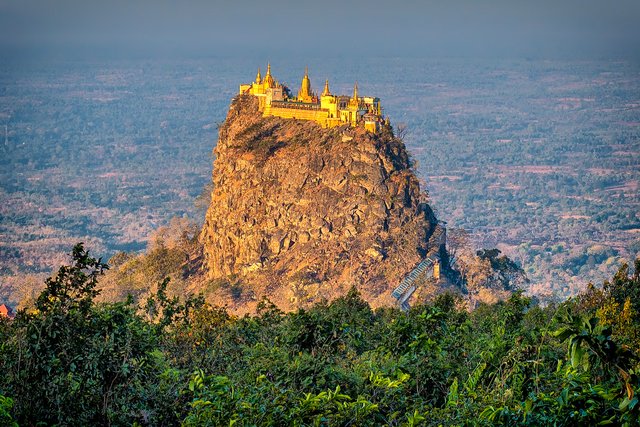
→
(266, 107, 330, 127)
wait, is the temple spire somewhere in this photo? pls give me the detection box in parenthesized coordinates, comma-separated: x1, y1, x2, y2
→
(298, 66, 312, 101)
(349, 81, 359, 108)
(263, 63, 274, 88)
(322, 79, 331, 96)
(255, 67, 262, 85)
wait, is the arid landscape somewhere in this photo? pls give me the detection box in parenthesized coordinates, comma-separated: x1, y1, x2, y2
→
(1, 58, 638, 306)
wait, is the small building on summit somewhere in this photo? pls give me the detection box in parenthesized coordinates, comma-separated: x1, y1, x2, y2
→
(239, 64, 386, 133)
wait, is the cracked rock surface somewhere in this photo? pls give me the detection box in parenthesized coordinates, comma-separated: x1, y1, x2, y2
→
(200, 95, 447, 311)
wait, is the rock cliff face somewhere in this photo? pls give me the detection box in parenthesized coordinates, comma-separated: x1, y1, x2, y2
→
(200, 95, 447, 311)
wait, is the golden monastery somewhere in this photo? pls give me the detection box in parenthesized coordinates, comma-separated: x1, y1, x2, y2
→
(239, 64, 387, 133)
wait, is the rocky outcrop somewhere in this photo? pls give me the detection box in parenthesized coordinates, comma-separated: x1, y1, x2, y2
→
(200, 95, 447, 312)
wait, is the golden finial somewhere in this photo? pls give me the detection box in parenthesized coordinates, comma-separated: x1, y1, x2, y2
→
(255, 67, 262, 85)
(298, 66, 312, 101)
(263, 63, 274, 88)
(353, 81, 359, 100)
(322, 79, 331, 96)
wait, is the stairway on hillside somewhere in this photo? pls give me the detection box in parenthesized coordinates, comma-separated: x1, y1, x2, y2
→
(391, 257, 439, 312)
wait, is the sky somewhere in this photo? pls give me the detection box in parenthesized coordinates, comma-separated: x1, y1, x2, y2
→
(1, 0, 639, 59)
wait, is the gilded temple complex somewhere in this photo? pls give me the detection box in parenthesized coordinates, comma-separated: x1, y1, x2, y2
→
(239, 64, 387, 133)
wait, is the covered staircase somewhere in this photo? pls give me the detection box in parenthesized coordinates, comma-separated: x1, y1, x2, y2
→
(391, 256, 439, 312)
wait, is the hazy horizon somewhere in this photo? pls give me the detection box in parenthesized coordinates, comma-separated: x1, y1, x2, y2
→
(1, 0, 639, 61)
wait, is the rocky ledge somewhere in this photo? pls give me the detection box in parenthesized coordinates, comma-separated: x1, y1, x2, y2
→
(199, 95, 449, 312)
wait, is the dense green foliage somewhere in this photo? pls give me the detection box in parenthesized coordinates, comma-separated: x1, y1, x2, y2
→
(0, 245, 638, 426)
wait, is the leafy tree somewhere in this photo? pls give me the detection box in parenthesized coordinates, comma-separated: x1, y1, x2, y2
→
(0, 395, 17, 427)
(0, 245, 638, 426)
(0, 244, 157, 425)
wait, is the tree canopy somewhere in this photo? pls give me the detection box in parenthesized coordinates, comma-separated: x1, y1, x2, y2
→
(0, 246, 638, 426)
